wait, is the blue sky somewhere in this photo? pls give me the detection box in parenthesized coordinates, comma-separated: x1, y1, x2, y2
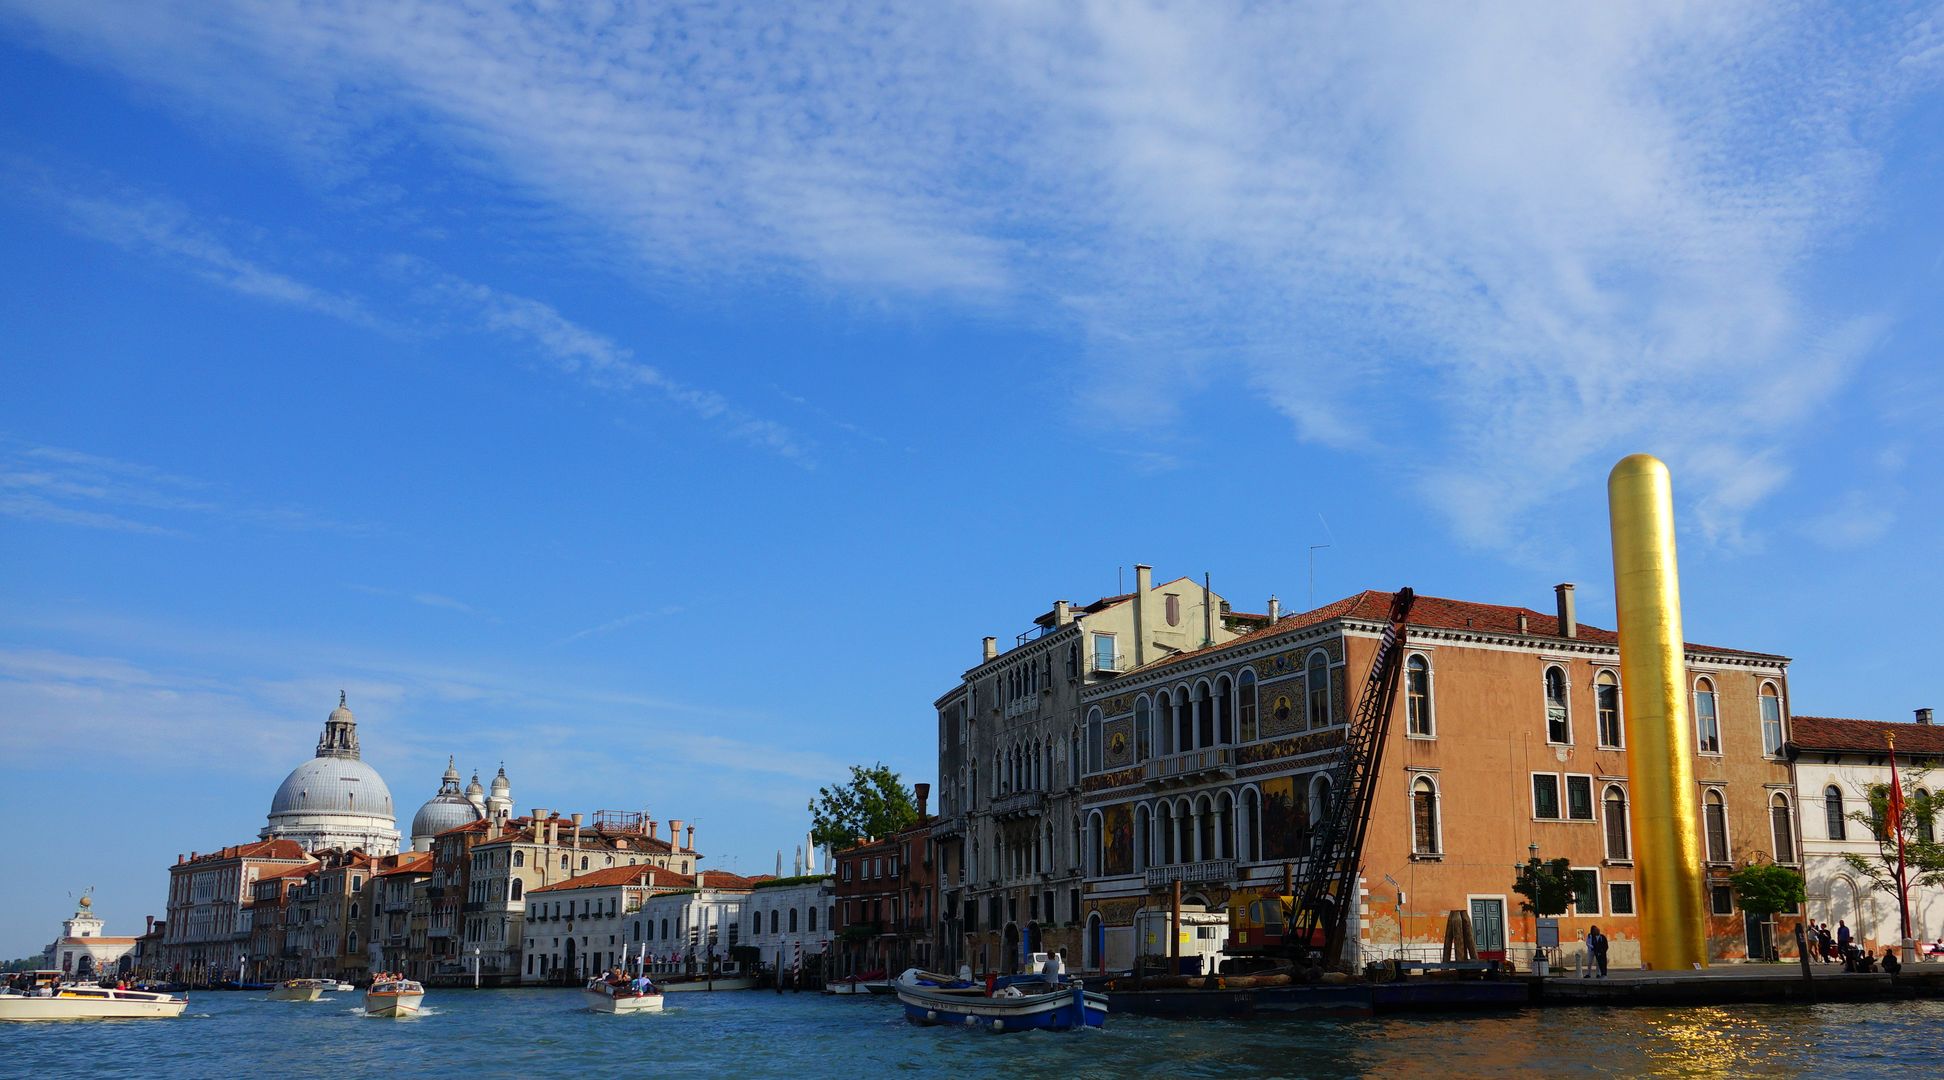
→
(2, 3, 1940, 958)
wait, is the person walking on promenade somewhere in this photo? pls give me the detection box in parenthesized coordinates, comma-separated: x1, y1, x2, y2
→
(1587, 926, 1609, 978)
(1836, 920, 1851, 959)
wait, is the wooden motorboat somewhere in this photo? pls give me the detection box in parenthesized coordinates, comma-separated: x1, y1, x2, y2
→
(267, 978, 333, 1002)
(364, 978, 425, 1018)
(0, 973, 188, 1021)
(584, 977, 664, 1014)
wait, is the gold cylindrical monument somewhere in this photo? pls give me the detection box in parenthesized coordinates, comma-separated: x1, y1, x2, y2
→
(1608, 454, 1707, 970)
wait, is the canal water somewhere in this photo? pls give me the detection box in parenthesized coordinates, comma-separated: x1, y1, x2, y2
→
(3, 988, 1938, 1078)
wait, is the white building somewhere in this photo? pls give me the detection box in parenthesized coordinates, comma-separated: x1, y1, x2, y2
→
(42, 894, 137, 978)
(743, 875, 836, 977)
(1793, 711, 1944, 953)
(260, 693, 401, 856)
(524, 866, 756, 981)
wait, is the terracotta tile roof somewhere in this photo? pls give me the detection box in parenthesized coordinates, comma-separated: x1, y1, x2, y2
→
(254, 865, 313, 882)
(179, 838, 314, 866)
(1792, 716, 1944, 756)
(529, 864, 697, 894)
(698, 870, 757, 890)
(375, 853, 434, 877)
(1131, 588, 1784, 677)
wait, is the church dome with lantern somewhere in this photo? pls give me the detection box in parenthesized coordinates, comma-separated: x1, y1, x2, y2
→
(261, 693, 401, 855)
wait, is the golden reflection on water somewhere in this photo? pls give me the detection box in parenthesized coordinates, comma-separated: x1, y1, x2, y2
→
(1640, 1006, 1804, 1078)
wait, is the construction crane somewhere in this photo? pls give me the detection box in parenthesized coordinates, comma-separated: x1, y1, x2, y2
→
(1227, 588, 1417, 972)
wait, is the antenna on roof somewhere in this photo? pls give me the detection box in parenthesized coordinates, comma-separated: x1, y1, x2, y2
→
(1309, 513, 1337, 608)
(1118, 566, 1124, 595)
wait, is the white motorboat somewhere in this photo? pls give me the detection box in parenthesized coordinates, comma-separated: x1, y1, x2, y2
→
(268, 979, 333, 1002)
(364, 978, 425, 1018)
(584, 977, 664, 1014)
(0, 973, 188, 1021)
(657, 975, 756, 992)
(333, 981, 357, 992)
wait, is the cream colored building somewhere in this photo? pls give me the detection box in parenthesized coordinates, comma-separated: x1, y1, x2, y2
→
(932, 564, 1267, 974)
(526, 867, 756, 981)
(462, 810, 702, 984)
(43, 894, 138, 978)
(1792, 711, 1944, 953)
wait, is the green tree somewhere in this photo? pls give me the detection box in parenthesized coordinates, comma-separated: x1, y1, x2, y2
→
(808, 763, 919, 851)
(1839, 772, 1944, 902)
(1729, 862, 1806, 920)
(1512, 856, 1576, 917)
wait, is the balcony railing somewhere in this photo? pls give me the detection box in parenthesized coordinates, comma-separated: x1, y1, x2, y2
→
(991, 790, 1044, 819)
(1091, 651, 1124, 674)
(1144, 859, 1237, 890)
(929, 814, 965, 839)
(1142, 747, 1236, 786)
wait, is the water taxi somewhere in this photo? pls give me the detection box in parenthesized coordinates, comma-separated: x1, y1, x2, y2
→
(364, 978, 425, 1018)
(584, 976, 664, 1014)
(268, 978, 335, 1002)
(0, 972, 188, 1021)
(894, 967, 1106, 1033)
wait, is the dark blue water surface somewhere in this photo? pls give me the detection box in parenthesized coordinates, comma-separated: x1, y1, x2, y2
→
(2, 988, 1938, 1078)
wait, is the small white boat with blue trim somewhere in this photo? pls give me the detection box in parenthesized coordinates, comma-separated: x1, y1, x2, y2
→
(894, 967, 1106, 1032)
(585, 975, 664, 1014)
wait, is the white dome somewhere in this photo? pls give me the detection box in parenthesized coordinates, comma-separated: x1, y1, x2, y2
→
(409, 756, 481, 849)
(269, 755, 395, 819)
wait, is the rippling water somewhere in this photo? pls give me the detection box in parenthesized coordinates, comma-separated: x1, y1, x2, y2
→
(3, 988, 1939, 1078)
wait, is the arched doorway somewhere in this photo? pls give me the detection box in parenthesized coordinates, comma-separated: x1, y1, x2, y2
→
(1002, 923, 1020, 974)
(1025, 921, 1042, 959)
(1087, 912, 1105, 972)
(564, 937, 577, 978)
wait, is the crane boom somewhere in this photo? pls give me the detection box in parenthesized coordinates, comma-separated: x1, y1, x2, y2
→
(1288, 587, 1416, 968)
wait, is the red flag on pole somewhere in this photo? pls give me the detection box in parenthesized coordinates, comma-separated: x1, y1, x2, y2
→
(1888, 733, 1911, 948)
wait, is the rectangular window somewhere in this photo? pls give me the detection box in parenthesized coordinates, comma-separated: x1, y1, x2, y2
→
(1566, 776, 1594, 821)
(1596, 676, 1622, 748)
(1709, 885, 1734, 916)
(1570, 869, 1599, 916)
(1092, 633, 1118, 673)
(1532, 774, 1561, 820)
(1608, 882, 1635, 915)
(1761, 693, 1784, 757)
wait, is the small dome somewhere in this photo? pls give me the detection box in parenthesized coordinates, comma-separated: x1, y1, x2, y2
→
(411, 794, 481, 841)
(269, 756, 396, 818)
(465, 773, 484, 797)
(490, 766, 510, 795)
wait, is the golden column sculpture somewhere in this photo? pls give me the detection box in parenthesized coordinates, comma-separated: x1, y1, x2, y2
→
(1608, 454, 1707, 970)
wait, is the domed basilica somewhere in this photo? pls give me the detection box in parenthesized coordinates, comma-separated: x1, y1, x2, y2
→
(262, 693, 508, 855)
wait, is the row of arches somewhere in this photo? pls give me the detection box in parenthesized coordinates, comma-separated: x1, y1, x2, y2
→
(1082, 775, 1338, 874)
(1084, 652, 1336, 774)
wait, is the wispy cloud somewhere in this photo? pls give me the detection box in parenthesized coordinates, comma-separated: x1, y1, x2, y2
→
(555, 605, 684, 647)
(6, 2, 1940, 546)
(394, 261, 812, 463)
(0, 437, 368, 538)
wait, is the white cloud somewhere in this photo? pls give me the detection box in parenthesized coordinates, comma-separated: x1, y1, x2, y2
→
(5, 1, 1939, 546)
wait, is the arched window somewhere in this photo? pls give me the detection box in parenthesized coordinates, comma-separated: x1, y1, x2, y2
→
(1215, 675, 1233, 745)
(1306, 653, 1331, 729)
(510, 880, 523, 901)
(1759, 683, 1784, 757)
(1306, 774, 1332, 854)
(1237, 670, 1259, 742)
(1406, 656, 1432, 737)
(1411, 776, 1440, 855)
(1243, 787, 1261, 862)
(561, 854, 569, 870)
(1544, 666, 1570, 744)
(1216, 790, 1236, 859)
(1174, 688, 1193, 752)
(1694, 678, 1720, 754)
(809, 906, 817, 931)
(1604, 786, 1629, 860)
(633, 920, 641, 942)
(1085, 709, 1104, 774)
(514, 851, 525, 867)
(1134, 804, 1151, 871)
(1135, 696, 1152, 762)
(789, 908, 799, 932)
(770, 909, 778, 933)
(1824, 785, 1846, 840)
(580, 856, 590, 870)
(349, 902, 359, 920)
(1771, 793, 1796, 863)
(1704, 789, 1729, 863)
(1592, 671, 1621, 748)
(1087, 811, 1104, 876)
(1157, 802, 1176, 864)
(661, 918, 670, 940)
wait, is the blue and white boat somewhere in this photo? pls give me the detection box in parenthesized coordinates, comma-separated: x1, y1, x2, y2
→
(894, 968, 1107, 1033)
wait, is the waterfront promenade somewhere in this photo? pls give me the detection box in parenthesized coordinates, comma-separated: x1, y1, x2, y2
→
(2, 986, 1938, 1078)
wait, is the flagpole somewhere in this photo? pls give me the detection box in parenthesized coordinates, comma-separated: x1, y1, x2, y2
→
(1888, 733, 1914, 964)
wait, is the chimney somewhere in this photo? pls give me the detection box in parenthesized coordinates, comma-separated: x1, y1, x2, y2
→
(1269, 595, 1280, 621)
(982, 636, 997, 662)
(686, 824, 695, 851)
(695, 869, 704, 889)
(1517, 612, 1529, 634)
(915, 782, 931, 818)
(648, 819, 659, 840)
(177, 854, 184, 865)
(571, 812, 583, 850)
(1203, 572, 1215, 646)
(1054, 600, 1071, 626)
(1134, 564, 1153, 666)
(1555, 583, 1577, 638)
(1919, 708, 1935, 726)
(670, 820, 683, 849)
(145, 915, 154, 934)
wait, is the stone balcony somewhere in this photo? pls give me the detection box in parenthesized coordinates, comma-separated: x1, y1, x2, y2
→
(991, 790, 1046, 820)
(1142, 747, 1236, 787)
(929, 814, 965, 839)
(1144, 858, 1237, 891)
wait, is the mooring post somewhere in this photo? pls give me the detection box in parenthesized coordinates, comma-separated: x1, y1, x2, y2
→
(1795, 922, 1813, 980)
